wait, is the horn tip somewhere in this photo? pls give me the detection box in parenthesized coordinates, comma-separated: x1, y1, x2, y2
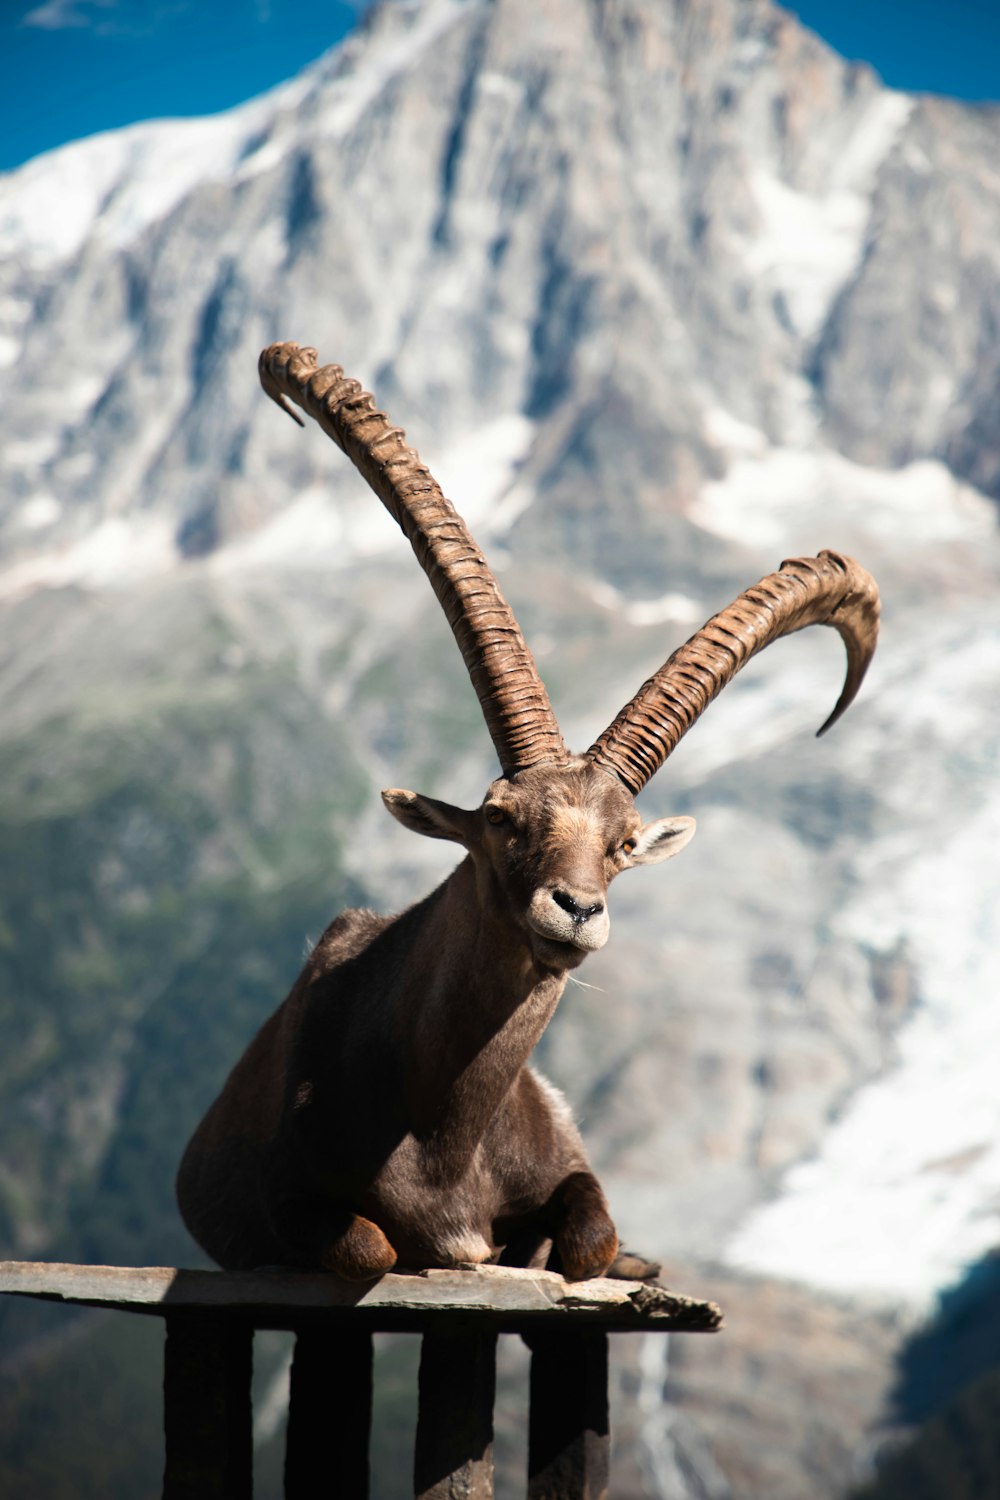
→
(258, 348, 306, 426)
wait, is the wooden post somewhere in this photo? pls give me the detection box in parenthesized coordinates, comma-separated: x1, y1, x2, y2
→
(162, 1314, 253, 1499)
(414, 1328, 498, 1499)
(526, 1330, 609, 1500)
(1, 1260, 722, 1500)
(285, 1327, 374, 1498)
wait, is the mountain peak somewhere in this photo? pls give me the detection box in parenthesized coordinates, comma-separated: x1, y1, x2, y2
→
(0, 0, 997, 596)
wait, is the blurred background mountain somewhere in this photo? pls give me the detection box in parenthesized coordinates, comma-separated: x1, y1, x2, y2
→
(1, 0, 999, 1495)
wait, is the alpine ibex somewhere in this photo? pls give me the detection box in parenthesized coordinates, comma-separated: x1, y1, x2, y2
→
(176, 341, 880, 1282)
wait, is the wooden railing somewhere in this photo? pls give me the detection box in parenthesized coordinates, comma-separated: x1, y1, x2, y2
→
(0, 1260, 722, 1498)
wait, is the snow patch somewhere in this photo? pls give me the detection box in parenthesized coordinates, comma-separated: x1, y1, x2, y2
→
(0, 52, 303, 268)
(216, 411, 533, 577)
(5, 437, 58, 469)
(0, 514, 177, 598)
(59, 375, 108, 417)
(0, 402, 532, 598)
(694, 445, 996, 557)
(830, 91, 913, 192)
(726, 624, 1000, 1313)
(748, 92, 913, 339)
(748, 169, 868, 337)
(213, 482, 393, 573)
(589, 578, 704, 629)
(429, 413, 535, 534)
(703, 407, 768, 457)
(0, 121, 233, 267)
(16, 494, 61, 531)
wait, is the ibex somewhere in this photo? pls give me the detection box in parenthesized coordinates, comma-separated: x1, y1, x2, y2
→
(176, 341, 879, 1283)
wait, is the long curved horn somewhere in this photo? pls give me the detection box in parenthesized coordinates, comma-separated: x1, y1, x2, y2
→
(587, 551, 880, 795)
(259, 342, 569, 777)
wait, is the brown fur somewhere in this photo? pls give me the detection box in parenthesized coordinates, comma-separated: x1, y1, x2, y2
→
(176, 762, 694, 1279)
(233, 352, 876, 1284)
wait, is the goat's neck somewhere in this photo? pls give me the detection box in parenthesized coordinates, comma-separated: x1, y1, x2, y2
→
(396, 856, 566, 1173)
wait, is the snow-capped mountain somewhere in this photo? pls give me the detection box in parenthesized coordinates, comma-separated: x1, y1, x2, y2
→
(2, 0, 999, 1495)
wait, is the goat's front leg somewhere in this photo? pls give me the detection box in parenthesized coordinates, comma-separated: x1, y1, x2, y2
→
(321, 1212, 398, 1280)
(271, 1198, 398, 1280)
(548, 1171, 619, 1282)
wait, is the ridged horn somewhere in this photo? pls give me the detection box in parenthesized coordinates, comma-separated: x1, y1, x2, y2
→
(259, 342, 569, 776)
(587, 551, 880, 795)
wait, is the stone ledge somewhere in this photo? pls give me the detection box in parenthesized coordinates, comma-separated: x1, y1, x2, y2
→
(0, 1259, 723, 1332)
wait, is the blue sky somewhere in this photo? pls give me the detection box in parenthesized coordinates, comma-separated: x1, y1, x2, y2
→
(1, 0, 998, 173)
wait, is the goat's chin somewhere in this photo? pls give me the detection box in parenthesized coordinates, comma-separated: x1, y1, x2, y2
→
(528, 933, 592, 972)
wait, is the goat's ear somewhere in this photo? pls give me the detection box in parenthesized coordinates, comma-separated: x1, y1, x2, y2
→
(627, 815, 696, 867)
(382, 789, 474, 845)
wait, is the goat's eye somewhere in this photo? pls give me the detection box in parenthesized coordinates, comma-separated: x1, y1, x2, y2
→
(621, 838, 637, 856)
(486, 807, 506, 826)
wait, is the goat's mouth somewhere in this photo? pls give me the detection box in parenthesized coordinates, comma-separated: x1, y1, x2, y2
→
(525, 911, 608, 971)
(528, 932, 591, 971)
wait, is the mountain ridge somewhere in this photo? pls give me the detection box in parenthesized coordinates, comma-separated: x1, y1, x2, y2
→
(2, 1, 999, 1494)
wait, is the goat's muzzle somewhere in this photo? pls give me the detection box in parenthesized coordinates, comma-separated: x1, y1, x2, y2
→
(527, 887, 611, 956)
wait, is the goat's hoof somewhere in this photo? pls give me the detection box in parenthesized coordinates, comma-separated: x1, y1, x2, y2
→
(607, 1248, 662, 1282)
(557, 1216, 619, 1282)
(321, 1214, 397, 1280)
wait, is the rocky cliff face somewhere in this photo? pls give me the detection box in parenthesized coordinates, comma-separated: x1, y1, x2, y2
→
(1, 0, 999, 1494)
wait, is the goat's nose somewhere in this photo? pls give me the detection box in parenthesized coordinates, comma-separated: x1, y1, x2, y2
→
(552, 889, 605, 926)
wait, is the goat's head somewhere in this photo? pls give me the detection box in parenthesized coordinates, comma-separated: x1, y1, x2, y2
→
(260, 343, 880, 971)
(382, 763, 694, 968)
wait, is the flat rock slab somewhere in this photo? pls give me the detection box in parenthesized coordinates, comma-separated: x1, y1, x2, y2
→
(0, 1260, 722, 1332)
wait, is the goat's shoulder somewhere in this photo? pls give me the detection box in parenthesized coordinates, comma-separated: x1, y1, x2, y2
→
(310, 906, 392, 971)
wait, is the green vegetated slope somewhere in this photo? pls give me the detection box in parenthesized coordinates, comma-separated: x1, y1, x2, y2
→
(0, 576, 375, 1494)
(0, 1311, 165, 1500)
(850, 1261, 1000, 1500)
(853, 1371, 1000, 1500)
